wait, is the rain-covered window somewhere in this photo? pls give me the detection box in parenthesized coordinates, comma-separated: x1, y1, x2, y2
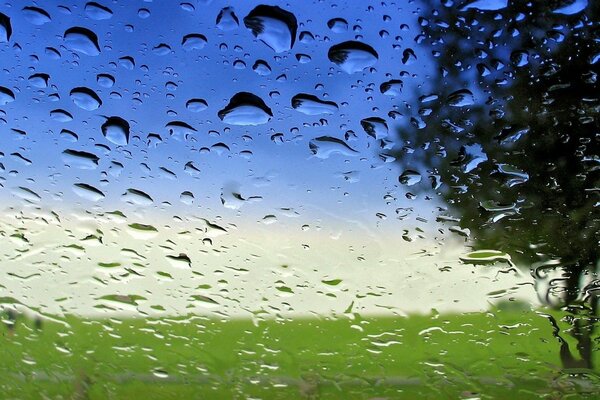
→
(1, 0, 599, 398)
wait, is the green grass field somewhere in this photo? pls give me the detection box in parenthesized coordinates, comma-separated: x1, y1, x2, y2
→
(1, 305, 598, 399)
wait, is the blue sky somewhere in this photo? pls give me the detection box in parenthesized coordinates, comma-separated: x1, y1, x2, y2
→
(0, 0, 436, 221)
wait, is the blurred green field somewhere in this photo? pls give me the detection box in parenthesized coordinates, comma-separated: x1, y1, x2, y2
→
(1, 305, 598, 399)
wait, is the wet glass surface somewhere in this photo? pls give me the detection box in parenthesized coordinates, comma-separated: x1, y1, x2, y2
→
(0, 0, 598, 398)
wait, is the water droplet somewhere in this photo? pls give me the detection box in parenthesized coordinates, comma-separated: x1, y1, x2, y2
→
(28, 73, 49, 88)
(62, 149, 99, 169)
(292, 94, 338, 115)
(97, 73, 115, 88)
(12, 186, 41, 202)
(70, 87, 102, 111)
(64, 27, 101, 56)
(153, 43, 172, 55)
(493, 164, 529, 187)
(50, 109, 74, 122)
(22, 6, 51, 25)
(296, 53, 311, 63)
(182, 34, 207, 51)
(244, 5, 297, 53)
(328, 41, 378, 74)
(216, 7, 239, 31)
(0, 13, 11, 42)
(180, 3, 195, 12)
(85, 2, 113, 20)
(218, 92, 272, 125)
(399, 170, 422, 186)
(460, 250, 512, 265)
(360, 117, 388, 139)
(101, 117, 130, 145)
(165, 121, 197, 141)
(60, 129, 78, 142)
(459, 0, 508, 11)
(446, 89, 474, 107)
(138, 8, 151, 18)
(0, 86, 15, 105)
(122, 188, 153, 206)
(553, 0, 588, 15)
(327, 18, 348, 33)
(252, 59, 272, 75)
(309, 136, 358, 159)
(119, 56, 135, 70)
(152, 369, 169, 379)
(186, 98, 208, 112)
(402, 48, 417, 65)
(73, 183, 105, 201)
(180, 191, 194, 205)
(299, 31, 314, 43)
(380, 80, 403, 96)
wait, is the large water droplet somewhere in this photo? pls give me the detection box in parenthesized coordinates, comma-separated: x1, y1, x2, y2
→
(22, 6, 51, 25)
(0, 86, 15, 105)
(292, 94, 338, 115)
(101, 117, 130, 145)
(459, 0, 508, 11)
(64, 27, 101, 56)
(360, 117, 388, 139)
(252, 60, 272, 75)
(70, 87, 102, 111)
(165, 121, 197, 141)
(328, 41, 378, 74)
(328, 18, 348, 33)
(447, 89, 475, 107)
(0, 13, 11, 42)
(186, 98, 208, 112)
(122, 188, 153, 206)
(216, 7, 239, 31)
(460, 250, 512, 265)
(218, 92, 273, 125)
(399, 170, 422, 186)
(50, 109, 73, 122)
(553, 0, 588, 15)
(73, 183, 105, 201)
(182, 34, 207, 51)
(62, 149, 100, 169)
(380, 80, 403, 96)
(28, 73, 49, 88)
(85, 2, 113, 20)
(96, 73, 115, 88)
(309, 136, 358, 159)
(244, 5, 297, 53)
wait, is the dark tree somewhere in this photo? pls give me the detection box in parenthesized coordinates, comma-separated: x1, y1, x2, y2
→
(398, 0, 600, 367)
